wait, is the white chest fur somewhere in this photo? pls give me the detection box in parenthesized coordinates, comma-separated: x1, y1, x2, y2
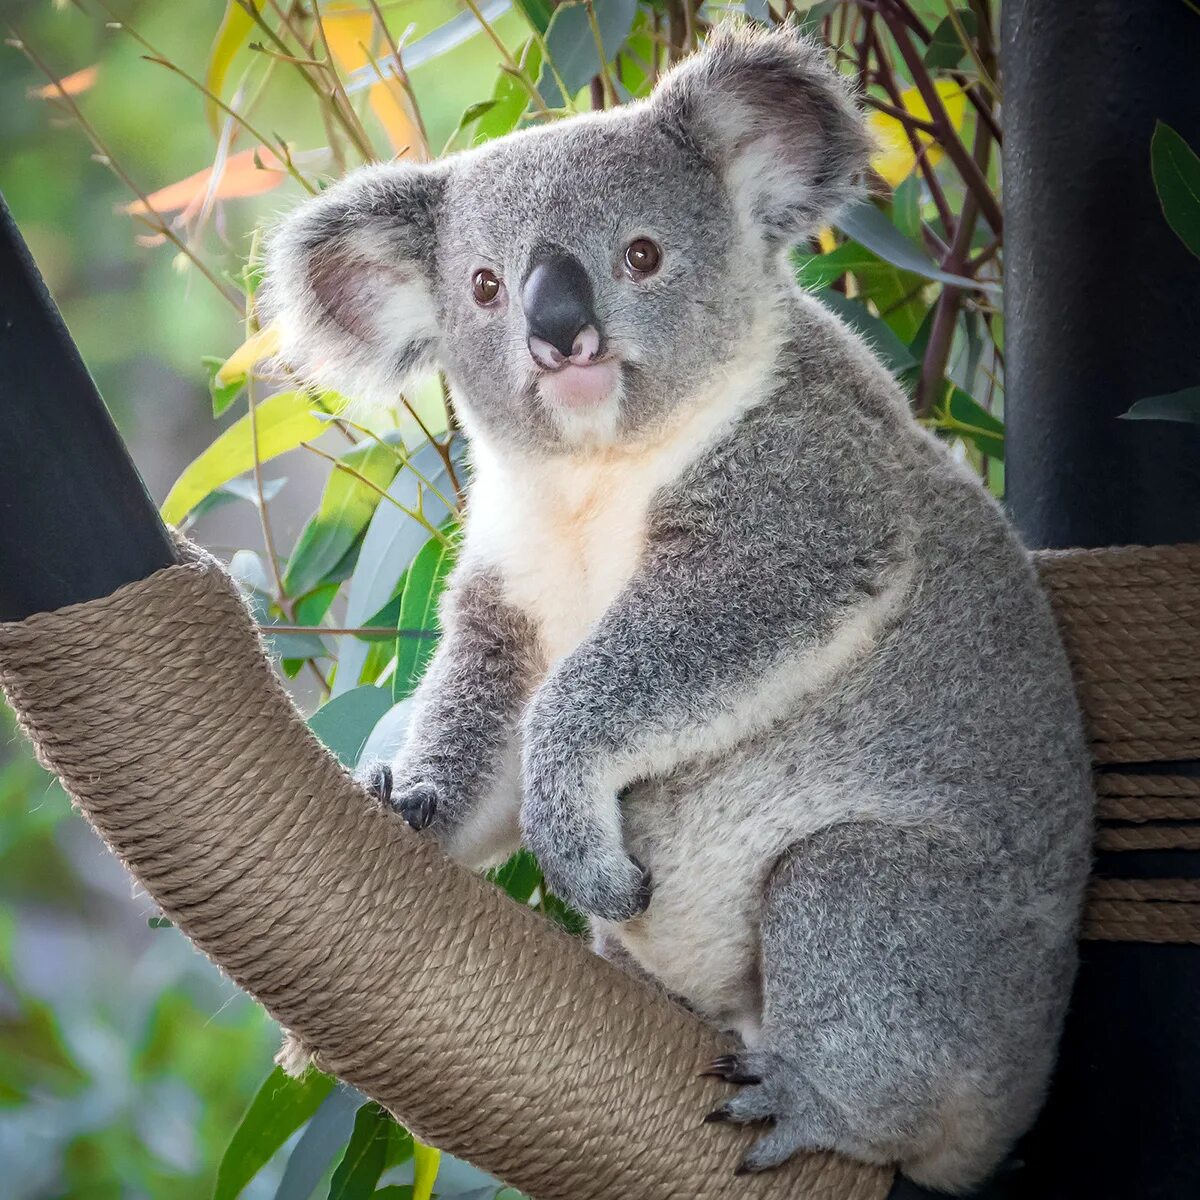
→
(464, 361, 774, 668)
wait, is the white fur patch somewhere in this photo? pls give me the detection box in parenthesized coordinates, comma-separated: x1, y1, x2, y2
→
(463, 334, 782, 669)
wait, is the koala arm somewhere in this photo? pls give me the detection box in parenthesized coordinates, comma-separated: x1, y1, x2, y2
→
(520, 452, 911, 921)
(387, 569, 540, 870)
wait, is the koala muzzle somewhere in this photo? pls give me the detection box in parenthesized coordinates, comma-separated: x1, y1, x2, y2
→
(522, 253, 602, 371)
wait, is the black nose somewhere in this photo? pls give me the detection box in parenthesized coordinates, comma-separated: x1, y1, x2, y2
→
(522, 253, 598, 359)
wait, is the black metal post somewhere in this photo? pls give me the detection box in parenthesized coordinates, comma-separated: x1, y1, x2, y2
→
(1002, 2, 1200, 549)
(0, 193, 175, 621)
(1001, 4, 1200, 1199)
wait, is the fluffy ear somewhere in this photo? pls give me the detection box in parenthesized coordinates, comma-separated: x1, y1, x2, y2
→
(261, 162, 447, 405)
(653, 23, 869, 243)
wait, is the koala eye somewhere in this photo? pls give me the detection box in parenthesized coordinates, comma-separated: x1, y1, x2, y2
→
(472, 268, 502, 306)
(624, 238, 662, 279)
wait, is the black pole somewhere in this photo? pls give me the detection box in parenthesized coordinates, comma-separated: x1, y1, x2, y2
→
(1000, 4, 1200, 1200)
(0, 193, 175, 621)
(1002, 2, 1200, 550)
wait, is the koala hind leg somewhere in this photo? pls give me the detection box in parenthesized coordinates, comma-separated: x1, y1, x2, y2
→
(707, 822, 1018, 1192)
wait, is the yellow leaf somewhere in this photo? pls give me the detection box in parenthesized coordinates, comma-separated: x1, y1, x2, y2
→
(216, 321, 282, 387)
(412, 1138, 440, 1200)
(161, 391, 330, 525)
(323, 6, 420, 157)
(868, 80, 967, 188)
(205, 0, 261, 135)
(817, 226, 838, 254)
(123, 147, 288, 217)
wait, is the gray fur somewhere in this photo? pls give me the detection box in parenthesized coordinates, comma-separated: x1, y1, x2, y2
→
(264, 24, 1093, 1193)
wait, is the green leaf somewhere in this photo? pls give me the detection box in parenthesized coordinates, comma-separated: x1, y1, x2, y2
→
(837, 202, 1000, 293)
(473, 43, 541, 144)
(941, 387, 1005, 461)
(327, 1104, 396, 1200)
(512, 0, 553, 33)
(1122, 385, 1200, 424)
(214, 1066, 334, 1200)
(284, 441, 399, 598)
(489, 849, 542, 904)
(0, 1001, 87, 1099)
(923, 10, 977, 70)
(162, 392, 331, 526)
(1151, 121, 1200, 260)
(308, 686, 396, 767)
(392, 531, 458, 702)
(411, 1138, 440, 1200)
(813, 289, 918, 375)
(203, 354, 245, 418)
(891, 176, 921, 240)
(538, 0, 638, 108)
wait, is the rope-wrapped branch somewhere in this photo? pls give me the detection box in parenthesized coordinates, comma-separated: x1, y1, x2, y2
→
(0, 540, 890, 1200)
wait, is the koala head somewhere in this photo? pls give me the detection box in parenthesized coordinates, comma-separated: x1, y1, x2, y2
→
(262, 23, 868, 453)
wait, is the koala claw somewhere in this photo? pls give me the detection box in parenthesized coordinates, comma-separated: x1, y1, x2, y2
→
(699, 1050, 835, 1175)
(390, 782, 439, 832)
(364, 762, 393, 806)
(699, 1054, 762, 1085)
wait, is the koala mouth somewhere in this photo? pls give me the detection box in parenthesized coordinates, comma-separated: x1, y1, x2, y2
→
(535, 359, 621, 409)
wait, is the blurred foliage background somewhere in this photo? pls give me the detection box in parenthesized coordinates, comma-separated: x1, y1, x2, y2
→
(1, 0, 1193, 1197)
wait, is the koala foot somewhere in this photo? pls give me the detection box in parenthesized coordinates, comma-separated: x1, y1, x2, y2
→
(360, 764, 439, 832)
(538, 847, 653, 923)
(700, 1050, 839, 1175)
(389, 782, 439, 831)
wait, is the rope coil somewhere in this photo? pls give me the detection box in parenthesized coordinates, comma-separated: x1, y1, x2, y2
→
(1, 539, 1199, 1194)
(0, 539, 889, 1200)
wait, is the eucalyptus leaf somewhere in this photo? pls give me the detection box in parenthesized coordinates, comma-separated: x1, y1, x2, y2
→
(537, 0, 638, 108)
(327, 1104, 396, 1200)
(1151, 122, 1200, 260)
(273, 1086, 364, 1200)
(813, 289, 918, 375)
(836, 202, 1000, 294)
(214, 1067, 335, 1200)
(308, 686, 396, 768)
(1122, 386, 1200, 424)
(284, 441, 399, 599)
(334, 443, 453, 697)
(392, 532, 458, 702)
(511, 0, 553, 33)
(923, 10, 977, 70)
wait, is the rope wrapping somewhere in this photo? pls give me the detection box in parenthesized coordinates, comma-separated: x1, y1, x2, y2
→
(2, 538, 1199, 1194)
(0, 540, 889, 1200)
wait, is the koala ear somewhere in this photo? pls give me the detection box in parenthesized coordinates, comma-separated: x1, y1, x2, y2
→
(261, 161, 447, 405)
(652, 23, 870, 242)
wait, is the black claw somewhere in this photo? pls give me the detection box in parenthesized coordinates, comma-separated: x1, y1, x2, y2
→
(699, 1054, 739, 1078)
(703, 1108, 731, 1124)
(630, 856, 654, 914)
(366, 763, 392, 805)
(733, 1161, 755, 1177)
(394, 784, 438, 831)
(699, 1054, 760, 1085)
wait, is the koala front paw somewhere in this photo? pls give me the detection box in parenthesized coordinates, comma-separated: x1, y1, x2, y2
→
(360, 764, 438, 832)
(535, 839, 654, 923)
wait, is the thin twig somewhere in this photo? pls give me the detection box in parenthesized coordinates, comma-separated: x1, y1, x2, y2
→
(6, 27, 242, 312)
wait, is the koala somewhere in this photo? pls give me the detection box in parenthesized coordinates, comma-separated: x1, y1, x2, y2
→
(262, 24, 1093, 1194)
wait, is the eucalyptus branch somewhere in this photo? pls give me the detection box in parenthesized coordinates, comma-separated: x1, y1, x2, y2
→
(941, 0, 1000, 101)
(584, 2, 618, 108)
(299, 441, 451, 544)
(364, 0, 431, 157)
(6, 27, 242, 312)
(462, 0, 556, 116)
(877, 4, 1004, 236)
(308, 0, 379, 161)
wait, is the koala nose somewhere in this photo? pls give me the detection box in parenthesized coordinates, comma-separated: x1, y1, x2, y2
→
(522, 253, 602, 370)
